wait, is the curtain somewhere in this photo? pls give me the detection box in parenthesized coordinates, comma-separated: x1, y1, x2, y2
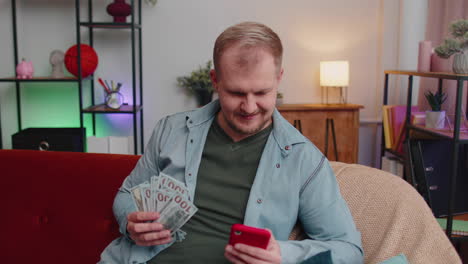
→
(418, 0, 468, 114)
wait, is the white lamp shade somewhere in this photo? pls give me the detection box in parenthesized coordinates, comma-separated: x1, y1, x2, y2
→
(320, 61, 349, 86)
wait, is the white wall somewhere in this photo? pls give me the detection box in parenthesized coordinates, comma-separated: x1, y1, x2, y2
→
(0, 0, 427, 167)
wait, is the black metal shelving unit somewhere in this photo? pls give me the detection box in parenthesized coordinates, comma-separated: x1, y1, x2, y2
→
(383, 70, 468, 242)
(77, 0, 144, 154)
(1, 0, 144, 154)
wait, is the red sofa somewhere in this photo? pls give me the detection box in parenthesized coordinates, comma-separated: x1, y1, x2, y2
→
(0, 150, 140, 263)
(1, 149, 461, 263)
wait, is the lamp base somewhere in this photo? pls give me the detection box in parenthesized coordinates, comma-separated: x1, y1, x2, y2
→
(321, 86, 347, 104)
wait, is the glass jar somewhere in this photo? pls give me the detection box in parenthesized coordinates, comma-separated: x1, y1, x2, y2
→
(105, 91, 124, 109)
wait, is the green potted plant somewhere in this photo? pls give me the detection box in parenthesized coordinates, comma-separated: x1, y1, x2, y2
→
(177, 60, 214, 106)
(424, 90, 447, 129)
(434, 19, 468, 74)
(144, 0, 158, 5)
(276, 92, 284, 106)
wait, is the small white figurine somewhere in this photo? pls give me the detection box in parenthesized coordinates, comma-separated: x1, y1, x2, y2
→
(50, 50, 65, 78)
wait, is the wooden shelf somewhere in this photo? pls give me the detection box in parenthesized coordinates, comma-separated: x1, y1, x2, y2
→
(80, 22, 141, 29)
(0, 76, 79, 82)
(384, 148, 405, 161)
(82, 104, 142, 114)
(277, 103, 364, 111)
(409, 124, 468, 143)
(385, 70, 468, 81)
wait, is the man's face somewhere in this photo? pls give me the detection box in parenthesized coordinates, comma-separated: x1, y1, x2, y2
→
(210, 45, 283, 142)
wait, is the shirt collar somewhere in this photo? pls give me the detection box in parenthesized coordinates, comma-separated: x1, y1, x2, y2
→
(185, 99, 305, 153)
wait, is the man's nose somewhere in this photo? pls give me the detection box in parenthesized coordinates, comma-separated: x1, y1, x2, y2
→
(241, 94, 257, 114)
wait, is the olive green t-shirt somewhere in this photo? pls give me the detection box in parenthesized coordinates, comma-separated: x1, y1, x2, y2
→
(150, 118, 272, 263)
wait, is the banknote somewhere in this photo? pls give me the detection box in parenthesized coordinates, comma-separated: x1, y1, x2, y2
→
(158, 193, 198, 231)
(130, 185, 144, 211)
(140, 183, 152, 212)
(159, 173, 190, 200)
(130, 173, 197, 236)
(155, 186, 175, 213)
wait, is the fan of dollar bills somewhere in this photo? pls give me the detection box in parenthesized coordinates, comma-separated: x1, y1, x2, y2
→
(131, 173, 198, 241)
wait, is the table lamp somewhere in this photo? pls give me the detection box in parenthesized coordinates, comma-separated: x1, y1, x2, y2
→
(320, 61, 349, 104)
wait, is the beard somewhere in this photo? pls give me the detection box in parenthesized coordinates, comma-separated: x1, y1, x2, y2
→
(224, 110, 272, 137)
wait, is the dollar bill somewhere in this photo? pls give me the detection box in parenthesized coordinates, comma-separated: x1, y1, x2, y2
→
(129, 173, 196, 238)
(159, 173, 190, 200)
(130, 185, 144, 211)
(155, 187, 175, 213)
(140, 183, 152, 212)
(150, 175, 159, 212)
(158, 193, 198, 232)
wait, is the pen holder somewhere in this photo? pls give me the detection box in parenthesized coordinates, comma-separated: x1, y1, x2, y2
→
(105, 91, 124, 109)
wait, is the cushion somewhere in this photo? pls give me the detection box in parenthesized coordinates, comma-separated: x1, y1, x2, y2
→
(379, 254, 408, 264)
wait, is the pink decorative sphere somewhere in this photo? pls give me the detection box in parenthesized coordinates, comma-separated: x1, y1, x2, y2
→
(64, 44, 98, 78)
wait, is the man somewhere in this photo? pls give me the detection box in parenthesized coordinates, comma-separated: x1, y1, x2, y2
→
(100, 22, 363, 264)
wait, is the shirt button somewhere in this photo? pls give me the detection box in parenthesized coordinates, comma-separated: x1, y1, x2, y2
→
(285, 145, 290, 150)
(190, 139, 193, 143)
(257, 198, 263, 204)
(276, 163, 280, 168)
(188, 173, 192, 176)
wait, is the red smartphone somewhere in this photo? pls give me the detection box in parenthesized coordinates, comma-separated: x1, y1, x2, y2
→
(228, 224, 271, 249)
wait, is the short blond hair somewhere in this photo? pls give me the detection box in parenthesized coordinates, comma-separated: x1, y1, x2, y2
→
(213, 22, 283, 76)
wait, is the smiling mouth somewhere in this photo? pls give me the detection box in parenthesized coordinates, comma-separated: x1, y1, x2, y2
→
(238, 113, 259, 121)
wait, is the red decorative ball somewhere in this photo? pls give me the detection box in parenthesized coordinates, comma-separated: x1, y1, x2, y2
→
(64, 44, 98, 78)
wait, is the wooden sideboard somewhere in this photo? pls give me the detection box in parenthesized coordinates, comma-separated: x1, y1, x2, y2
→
(277, 104, 363, 163)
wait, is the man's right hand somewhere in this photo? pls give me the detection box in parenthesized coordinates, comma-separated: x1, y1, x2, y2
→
(127, 212, 172, 246)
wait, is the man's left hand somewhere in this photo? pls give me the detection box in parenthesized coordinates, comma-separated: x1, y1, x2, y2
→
(224, 230, 281, 264)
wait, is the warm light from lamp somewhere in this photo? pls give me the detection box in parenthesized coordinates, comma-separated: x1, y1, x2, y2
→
(320, 61, 349, 87)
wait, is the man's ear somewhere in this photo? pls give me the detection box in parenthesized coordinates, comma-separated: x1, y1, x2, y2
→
(210, 69, 219, 92)
(277, 68, 284, 82)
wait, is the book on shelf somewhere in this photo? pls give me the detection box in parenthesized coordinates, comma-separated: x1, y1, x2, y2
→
(382, 105, 422, 153)
(382, 105, 394, 149)
(393, 111, 426, 154)
(437, 218, 468, 236)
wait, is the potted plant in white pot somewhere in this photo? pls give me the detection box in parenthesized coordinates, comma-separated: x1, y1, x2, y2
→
(434, 19, 468, 74)
(424, 90, 447, 129)
(177, 60, 214, 107)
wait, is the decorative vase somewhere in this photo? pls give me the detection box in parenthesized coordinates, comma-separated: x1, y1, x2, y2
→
(106, 0, 131, 23)
(452, 53, 468, 74)
(425, 110, 446, 129)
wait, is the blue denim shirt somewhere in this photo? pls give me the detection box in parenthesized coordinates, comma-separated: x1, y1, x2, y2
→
(99, 100, 363, 264)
